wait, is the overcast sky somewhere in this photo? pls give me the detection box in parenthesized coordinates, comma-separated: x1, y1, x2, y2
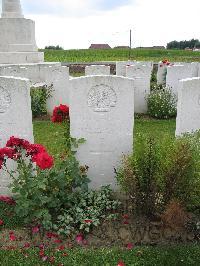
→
(1, 0, 200, 49)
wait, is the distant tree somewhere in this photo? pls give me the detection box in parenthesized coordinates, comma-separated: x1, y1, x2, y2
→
(45, 45, 64, 50)
(167, 39, 200, 49)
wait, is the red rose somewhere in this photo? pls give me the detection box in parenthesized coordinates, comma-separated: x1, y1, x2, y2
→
(0, 219, 4, 226)
(26, 144, 46, 157)
(33, 152, 54, 170)
(51, 104, 69, 123)
(6, 136, 30, 150)
(0, 147, 16, 159)
(59, 104, 69, 114)
(0, 196, 15, 205)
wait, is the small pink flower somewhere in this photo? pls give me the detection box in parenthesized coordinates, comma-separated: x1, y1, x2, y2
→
(54, 239, 62, 244)
(9, 232, 16, 241)
(126, 243, 134, 250)
(75, 233, 84, 244)
(23, 242, 31, 249)
(32, 226, 40, 234)
(58, 245, 65, 251)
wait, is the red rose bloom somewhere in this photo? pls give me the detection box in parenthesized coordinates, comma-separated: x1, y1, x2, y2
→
(33, 152, 54, 170)
(51, 104, 69, 123)
(59, 104, 69, 114)
(0, 196, 15, 205)
(0, 147, 16, 159)
(26, 144, 46, 156)
(6, 136, 30, 150)
(0, 219, 4, 226)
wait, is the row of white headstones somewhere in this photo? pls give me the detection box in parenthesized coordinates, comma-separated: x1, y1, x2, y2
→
(0, 61, 200, 194)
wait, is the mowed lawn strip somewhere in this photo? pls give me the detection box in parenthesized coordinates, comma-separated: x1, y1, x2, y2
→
(0, 245, 199, 266)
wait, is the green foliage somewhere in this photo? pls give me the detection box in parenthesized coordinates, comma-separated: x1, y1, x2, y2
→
(31, 84, 53, 118)
(147, 85, 177, 119)
(116, 134, 200, 216)
(45, 45, 64, 50)
(167, 39, 200, 50)
(54, 186, 120, 235)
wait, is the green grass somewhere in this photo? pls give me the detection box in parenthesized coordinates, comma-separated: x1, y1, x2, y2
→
(43, 48, 200, 63)
(33, 117, 176, 157)
(0, 245, 199, 266)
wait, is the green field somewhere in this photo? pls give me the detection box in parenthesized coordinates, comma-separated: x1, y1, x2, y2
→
(43, 48, 200, 63)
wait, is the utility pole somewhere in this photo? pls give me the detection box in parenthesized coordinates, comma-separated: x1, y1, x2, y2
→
(129, 29, 132, 60)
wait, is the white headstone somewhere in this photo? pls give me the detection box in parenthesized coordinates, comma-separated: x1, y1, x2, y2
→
(116, 61, 136, 76)
(0, 62, 69, 114)
(70, 76, 134, 189)
(176, 77, 200, 136)
(85, 65, 110, 76)
(166, 64, 196, 96)
(157, 63, 167, 85)
(0, 76, 34, 194)
(40, 65, 70, 114)
(126, 64, 152, 113)
(116, 61, 153, 77)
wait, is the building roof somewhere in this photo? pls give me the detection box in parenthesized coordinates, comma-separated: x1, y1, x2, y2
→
(89, 44, 111, 49)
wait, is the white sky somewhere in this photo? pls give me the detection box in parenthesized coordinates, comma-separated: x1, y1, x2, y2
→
(1, 0, 200, 49)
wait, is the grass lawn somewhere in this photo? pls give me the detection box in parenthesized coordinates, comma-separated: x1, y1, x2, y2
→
(33, 117, 176, 156)
(0, 245, 199, 266)
(43, 48, 200, 63)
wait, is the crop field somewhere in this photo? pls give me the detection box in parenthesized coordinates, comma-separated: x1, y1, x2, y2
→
(43, 48, 200, 63)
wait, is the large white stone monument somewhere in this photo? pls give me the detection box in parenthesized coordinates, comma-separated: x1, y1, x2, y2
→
(70, 76, 135, 189)
(0, 76, 34, 194)
(176, 77, 200, 136)
(0, 0, 44, 63)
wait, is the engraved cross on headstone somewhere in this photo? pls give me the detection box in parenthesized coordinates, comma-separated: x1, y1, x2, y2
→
(1, 0, 24, 18)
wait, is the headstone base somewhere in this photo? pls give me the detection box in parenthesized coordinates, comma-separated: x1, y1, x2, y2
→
(0, 52, 44, 64)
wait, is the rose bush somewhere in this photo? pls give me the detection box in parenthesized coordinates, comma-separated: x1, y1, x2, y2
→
(0, 136, 54, 171)
(51, 104, 69, 123)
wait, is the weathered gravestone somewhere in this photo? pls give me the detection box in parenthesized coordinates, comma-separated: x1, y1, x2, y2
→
(116, 61, 153, 77)
(157, 63, 167, 85)
(0, 63, 70, 114)
(0, 76, 33, 194)
(166, 64, 198, 96)
(116, 61, 136, 76)
(126, 64, 153, 113)
(70, 76, 134, 189)
(85, 65, 110, 76)
(176, 77, 200, 136)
